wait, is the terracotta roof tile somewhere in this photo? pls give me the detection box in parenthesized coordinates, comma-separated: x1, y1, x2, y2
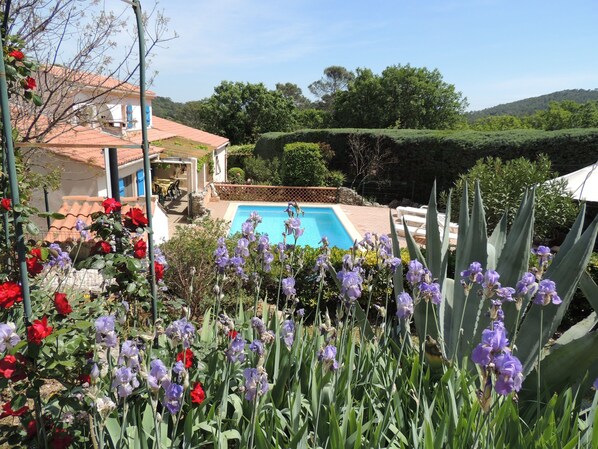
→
(45, 196, 159, 242)
(44, 66, 156, 97)
(129, 116, 229, 149)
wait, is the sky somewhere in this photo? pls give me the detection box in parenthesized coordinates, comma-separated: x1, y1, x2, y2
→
(108, 0, 598, 111)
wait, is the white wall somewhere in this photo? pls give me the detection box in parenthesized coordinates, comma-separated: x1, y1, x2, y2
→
(212, 144, 228, 183)
(153, 204, 169, 243)
(98, 158, 151, 198)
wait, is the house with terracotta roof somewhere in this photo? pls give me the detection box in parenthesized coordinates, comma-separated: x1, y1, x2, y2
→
(22, 68, 229, 242)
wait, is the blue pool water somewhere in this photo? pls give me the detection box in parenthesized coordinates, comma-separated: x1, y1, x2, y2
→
(229, 205, 354, 248)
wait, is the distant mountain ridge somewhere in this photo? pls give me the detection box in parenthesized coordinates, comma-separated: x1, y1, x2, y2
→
(467, 89, 598, 121)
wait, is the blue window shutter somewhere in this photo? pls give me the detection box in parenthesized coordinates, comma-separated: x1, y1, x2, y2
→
(119, 178, 125, 197)
(126, 104, 133, 129)
(145, 105, 151, 126)
(136, 169, 145, 196)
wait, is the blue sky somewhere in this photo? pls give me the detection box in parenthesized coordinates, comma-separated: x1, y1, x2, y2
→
(136, 0, 598, 111)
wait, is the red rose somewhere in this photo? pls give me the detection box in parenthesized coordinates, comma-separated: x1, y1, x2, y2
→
(96, 241, 112, 254)
(102, 198, 121, 214)
(50, 429, 73, 449)
(27, 316, 53, 344)
(125, 207, 149, 228)
(0, 281, 23, 309)
(0, 401, 29, 418)
(54, 293, 72, 315)
(79, 374, 91, 385)
(154, 261, 164, 281)
(8, 49, 24, 61)
(27, 248, 44, 276)
(190, 381, 206, 404)
(23, 77, 36, 90)
(176, 348, 194, 369)
(0, 354, 26, 381)
(228, 330, 238, 339)
(1, 198, 11, 211)
(133, 239, 147, 259)
(25, 419, 37, 439)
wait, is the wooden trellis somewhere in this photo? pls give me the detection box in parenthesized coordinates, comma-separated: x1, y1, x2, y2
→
(215, 184, 340, 203)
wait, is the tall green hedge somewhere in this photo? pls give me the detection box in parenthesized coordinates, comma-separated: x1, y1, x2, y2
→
(254, 128, 598, 203)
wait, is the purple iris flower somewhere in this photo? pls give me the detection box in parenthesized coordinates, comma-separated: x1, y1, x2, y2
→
(318, 345, 339, 371)
(471, 322, 509, 367)
(337, 269, 363, 304)
(515, 272, 538, 297)
(532, 246, 553, 268)
(282, 277, 296, 297)
(47, 243, 72, 269)
(147, 359, 169, 391)
(251, 317, 267, 335)
(0, 322, 20, 352)
(285, 217, 304, 240)
(281, 320, 295, 348)
(460, 261, 484, 284)
(496, 287, 515, 303)
(166, 318, 196, 348)
(214, 238, 229, 272)
(236, 238, 250, 258)
(112, 367, 139, 398)
(593, 377, 598, 390)
(241, 221, 256, 242)
(172, 361, 186, 376)
(118, 340, 140, 370)
(533, 279, 562, 306)
(396, 292, 414, 319)
(75, 219, 90, 240)
(95, 315, 117, 348)
(243, 367, 269, 401)
(482, 270, 501, 293)
(420, 282, 442, 305)
(226, 334, 246, 363)
(249, 339, 265, 356)
(406, 260, 425, 286)
(494, 352, 523, 395)
(162, 381, 184, 414)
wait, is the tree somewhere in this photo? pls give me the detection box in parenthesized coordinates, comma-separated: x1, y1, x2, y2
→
(4, 0, 174, 142)
(275, 82, 311, 109)
(346, 133, 392, 194)
(186, 81, 296, 144)
(281, 142, 327, 186)
(333, 64, 467, 129)
(308, 65, 354, 111)
(469, 115, 528, 131)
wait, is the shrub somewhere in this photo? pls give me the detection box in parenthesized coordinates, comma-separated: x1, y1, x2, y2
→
(244, 156, 281, 185)
(227, 167, 245, 184)
(442, 154, 579, 242)
(281, 142, 328, 186)
(325, 170, 346, 187)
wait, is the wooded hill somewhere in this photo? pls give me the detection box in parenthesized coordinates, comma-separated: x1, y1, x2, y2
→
(467, 89, 598, 120)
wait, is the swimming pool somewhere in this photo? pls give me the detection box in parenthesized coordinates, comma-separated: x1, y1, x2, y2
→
(226, 204, 359, 248)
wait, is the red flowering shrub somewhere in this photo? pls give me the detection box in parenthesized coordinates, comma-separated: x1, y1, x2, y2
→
(1, 198, 11, 210)
(27, 316, 53, 344)
(0, 281, 23, 308)
(176, 348, 194, 369)
(155, 261, 165, 281)
(133, 239, 147, 259)
(54, 293, 73, 315)
(8, 49, 24, 60)
(0, 401, 29, 418)
(23, 76, 36, 90)
(102, 198, 121, 214)
(0, 354, 26, 381)
(190, 382, 206, 404)
(125, 207, 149, 228)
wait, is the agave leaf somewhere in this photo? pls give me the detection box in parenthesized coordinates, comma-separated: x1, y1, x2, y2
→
(457, 182, 469, 245)
(579, 270, 598, 312)
(517, 215, 598, 377)
(488, 211, 508, 263)
(439, 278, 454, 353)
(403, 220, 426, 267)
(448, 182, 488, 359)
(552, 203, 586, 268)
(496, 190, 535, 335)
(439, 190, 453, 285)
(425, 181, 442, 279)
(552, 312, 598, 349)
(521, 330, 598, 402)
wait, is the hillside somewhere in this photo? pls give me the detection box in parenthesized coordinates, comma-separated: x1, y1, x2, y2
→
(152, 96, 185, 121)
(467, 89, 598, 120)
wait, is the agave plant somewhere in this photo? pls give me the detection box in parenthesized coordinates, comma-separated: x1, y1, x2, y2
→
(392, 182, 598, 399)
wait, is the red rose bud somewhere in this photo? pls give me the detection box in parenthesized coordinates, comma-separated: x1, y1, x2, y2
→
(133, 239, 147, 259)
(25, 419, 37, 439)
(102, 198, 121, 214)
(23, 77, 36, 90)
(27, 316, 53, 344)
(228, 330, 238, 339)
(0, 198, 11, 211)
(96, 241, 112, 254)
(190, 381, 206, 404)
(125, 207, 149, 227)
(0, 402, 29, 418)
(54, 292, 73, 315)
(8, 49, 24, 61)
(154, 261, 164, 281)
(0, 281, 23, 309)
(176, 348, 194, 369)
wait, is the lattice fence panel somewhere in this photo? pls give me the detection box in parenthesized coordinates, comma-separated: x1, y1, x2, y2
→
(215, 184, 339, 203)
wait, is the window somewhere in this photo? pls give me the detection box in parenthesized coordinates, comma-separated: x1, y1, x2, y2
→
(119, 175, 134, 197)
(126, 104, 134, 129)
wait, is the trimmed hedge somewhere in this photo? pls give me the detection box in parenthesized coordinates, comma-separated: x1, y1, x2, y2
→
(254, 128, 598, 203)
